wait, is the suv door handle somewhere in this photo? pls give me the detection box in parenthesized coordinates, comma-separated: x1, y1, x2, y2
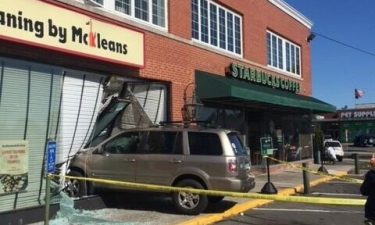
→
(170, 159, 182, 164)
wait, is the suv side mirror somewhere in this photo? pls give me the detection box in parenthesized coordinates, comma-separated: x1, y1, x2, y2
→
(93, 146, 104, 154)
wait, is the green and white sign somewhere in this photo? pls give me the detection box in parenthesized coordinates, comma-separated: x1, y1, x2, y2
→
(260, 137, 274, 156)
(229, 63, 300, 93)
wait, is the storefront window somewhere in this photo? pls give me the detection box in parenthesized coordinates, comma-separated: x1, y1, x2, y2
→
(262, 113, 312, 164)
(197, 106, 313, 165)
(196, 106, 245, 133)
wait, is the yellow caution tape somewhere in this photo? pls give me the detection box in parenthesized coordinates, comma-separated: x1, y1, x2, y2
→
(265, 156, 364, 184)
(50, 174, 366, 206)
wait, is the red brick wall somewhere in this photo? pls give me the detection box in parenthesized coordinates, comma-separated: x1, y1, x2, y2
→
(0, 0, 312, 122)
(141, 0, 313, 120)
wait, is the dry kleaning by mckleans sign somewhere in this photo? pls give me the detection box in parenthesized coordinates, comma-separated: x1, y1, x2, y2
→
(0, 0, 144, 67)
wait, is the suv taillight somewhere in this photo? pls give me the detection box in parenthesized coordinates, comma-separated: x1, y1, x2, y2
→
(228, 159, 237, 174)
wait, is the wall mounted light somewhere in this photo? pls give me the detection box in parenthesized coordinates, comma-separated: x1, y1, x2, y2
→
(307, 33, 316, 43)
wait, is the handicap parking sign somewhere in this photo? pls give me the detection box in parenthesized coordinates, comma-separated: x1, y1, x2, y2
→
(46, 140, 56, 173)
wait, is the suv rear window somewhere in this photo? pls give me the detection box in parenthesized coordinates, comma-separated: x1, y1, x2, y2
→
(228, 132, 247, 156)
(188, 132, 222, 155)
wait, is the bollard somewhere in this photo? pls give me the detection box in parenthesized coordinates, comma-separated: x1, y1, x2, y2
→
(44, 175, 50, 225)
(354, 153, 359, 175)
(302, 162, 310, 194)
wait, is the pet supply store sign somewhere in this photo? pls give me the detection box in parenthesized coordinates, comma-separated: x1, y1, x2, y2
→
(0, 140, 28, 194)
(0, 0, 144, 67)
(340, 110, 375, 120)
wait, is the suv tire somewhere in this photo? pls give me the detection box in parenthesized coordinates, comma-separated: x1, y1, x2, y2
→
(172, 179, 208, 215)
(65, 170, 87, 198)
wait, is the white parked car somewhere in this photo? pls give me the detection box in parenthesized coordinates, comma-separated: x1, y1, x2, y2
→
(323, 139, 344, 162)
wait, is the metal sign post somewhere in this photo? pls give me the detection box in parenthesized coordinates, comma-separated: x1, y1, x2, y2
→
(45, 175, 51, 225)
(260, 137, 278, 194)
(44, 140, 56, 225)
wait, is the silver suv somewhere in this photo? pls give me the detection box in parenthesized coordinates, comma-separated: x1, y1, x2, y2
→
(66, 125, 255, 215)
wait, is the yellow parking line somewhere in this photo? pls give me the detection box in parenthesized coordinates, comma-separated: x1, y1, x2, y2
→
(178, 171, 350, 225)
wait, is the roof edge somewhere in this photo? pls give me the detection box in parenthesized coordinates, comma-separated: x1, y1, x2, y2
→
(268, 0, 313, 29)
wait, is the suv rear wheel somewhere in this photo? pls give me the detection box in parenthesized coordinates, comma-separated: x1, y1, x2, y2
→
(172, 179, 208, 215)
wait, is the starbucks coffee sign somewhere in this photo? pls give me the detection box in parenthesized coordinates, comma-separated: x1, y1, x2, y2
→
(228, 63, 300, 93)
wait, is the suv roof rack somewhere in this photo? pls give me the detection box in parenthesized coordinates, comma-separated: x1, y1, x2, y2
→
(159, 120, 218, 128)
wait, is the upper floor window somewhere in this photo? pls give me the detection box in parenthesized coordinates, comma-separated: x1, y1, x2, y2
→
(192, 0, 242, 56)
(267, 31, 301, 76)
(88, 0, 166, 28)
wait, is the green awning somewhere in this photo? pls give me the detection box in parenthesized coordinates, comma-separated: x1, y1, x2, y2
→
(195, 71, 336, 113)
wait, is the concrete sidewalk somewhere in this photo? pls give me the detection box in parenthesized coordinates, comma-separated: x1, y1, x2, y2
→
(179, 161, 360, 225)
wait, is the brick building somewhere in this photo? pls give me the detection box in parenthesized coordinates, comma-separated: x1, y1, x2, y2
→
(0, 0, 335, 219)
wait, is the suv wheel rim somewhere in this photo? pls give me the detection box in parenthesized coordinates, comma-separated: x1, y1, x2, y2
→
(66, 179, 79, 197)
(178, 190, 200, 209)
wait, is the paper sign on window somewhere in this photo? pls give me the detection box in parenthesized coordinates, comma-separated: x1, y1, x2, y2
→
(0, 140, 28, 194)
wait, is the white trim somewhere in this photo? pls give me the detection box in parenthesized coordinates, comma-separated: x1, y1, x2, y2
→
(85, 0, 168, 30)
(131, 0, 135, 16)
(192, 38, 242, 58)
(164, 0, 168, 32)
(266, 65, 302, 80)
(148, 0, 152, 26)
(103, 0, 113, 9)
(85, 0, 103, 7)
(268, 0, 313, 29)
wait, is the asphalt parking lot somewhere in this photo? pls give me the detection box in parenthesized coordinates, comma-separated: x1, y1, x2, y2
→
(217, 177, 366, 225)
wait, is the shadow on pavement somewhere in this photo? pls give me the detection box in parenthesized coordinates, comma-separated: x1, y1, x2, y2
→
(95, 189, 237, 214)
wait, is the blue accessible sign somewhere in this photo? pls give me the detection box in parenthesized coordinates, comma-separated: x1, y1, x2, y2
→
(46, 140, 56, 173)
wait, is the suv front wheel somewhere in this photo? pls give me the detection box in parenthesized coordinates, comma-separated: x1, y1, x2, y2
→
(65, 170, 87, 198)
(172, 179, 208, 215)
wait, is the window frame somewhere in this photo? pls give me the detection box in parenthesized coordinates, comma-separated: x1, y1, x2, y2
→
(191, 0, 243, 57)
(267, 31, 302, 78)
(87, 0, 168, 30)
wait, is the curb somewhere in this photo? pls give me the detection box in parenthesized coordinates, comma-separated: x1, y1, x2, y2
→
(178, 170, 348, 225)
